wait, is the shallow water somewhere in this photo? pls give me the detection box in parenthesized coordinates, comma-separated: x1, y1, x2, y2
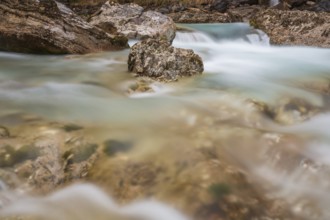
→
(1, 23, 330, 220)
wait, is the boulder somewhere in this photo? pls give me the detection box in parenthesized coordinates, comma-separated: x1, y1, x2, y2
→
(56, 0, 107, 17)
(168, 9, 243, 23)
(89, 2, 176, 42)
(0, 0, 128, 54)
(128, 39, 204, 81)
(250, 9, 330, 48)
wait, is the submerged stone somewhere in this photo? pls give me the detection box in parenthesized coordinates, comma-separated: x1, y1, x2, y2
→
(0, 145, 39, 167)
(0, 126, 10, 138)
(103, 139, 133, 156)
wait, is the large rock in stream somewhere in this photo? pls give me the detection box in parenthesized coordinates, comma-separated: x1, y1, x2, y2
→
(128, 39, 204, 81)
(89, 2, 176, 42)
(0, 0, 128, 54)
(250, 9, 330, 47)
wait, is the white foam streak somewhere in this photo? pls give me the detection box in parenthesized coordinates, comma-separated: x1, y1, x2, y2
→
(276, 114, 330, 137)
(174, 32, 215, 43)
(270, 0, 280, 6)
(0, 184, 190, 220)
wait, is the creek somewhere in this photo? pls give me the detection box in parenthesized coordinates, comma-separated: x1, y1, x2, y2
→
(0, 23, 330, 220)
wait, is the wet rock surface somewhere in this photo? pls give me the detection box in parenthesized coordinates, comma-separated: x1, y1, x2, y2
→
(251, 98, 320, 125)
(89, 2, 176, 42)
(87, 125, 300, 220)
(250, 9, 330, 48)
(0, 122, 98, 192)
(128, 39, 204, 81)
(0, 0, 128, 54)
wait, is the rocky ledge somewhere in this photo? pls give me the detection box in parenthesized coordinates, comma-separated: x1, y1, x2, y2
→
(89, 2, 176, 42)
(168, 8, 243, 23)
(250, 9, 330, 48)
(128, 39, 204, 81)
(0, 0, 128, 54)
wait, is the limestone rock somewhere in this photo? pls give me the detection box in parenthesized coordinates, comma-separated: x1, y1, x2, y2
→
(168, 9, 242, 23)
(89, 2, 176, 42)
(250, 9, 330, 48)
(128, 39, 204, 81)
(0, 0, 128, 54)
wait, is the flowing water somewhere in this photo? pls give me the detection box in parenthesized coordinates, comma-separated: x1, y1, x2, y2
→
(0, 23, 330, 220)
(269, 0, 280, 6)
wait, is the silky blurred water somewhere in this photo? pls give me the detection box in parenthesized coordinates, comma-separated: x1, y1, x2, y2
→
(0, 23, 330, 220)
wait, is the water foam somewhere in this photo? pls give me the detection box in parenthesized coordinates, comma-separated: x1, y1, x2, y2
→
(0, 184, 190, 220)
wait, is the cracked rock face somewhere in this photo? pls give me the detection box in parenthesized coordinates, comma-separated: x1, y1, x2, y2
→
(250, 9, 330, 48)
(0, 0, 128, 54)
(128, 39, 204, 81)
(89, 2, 176, 42)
